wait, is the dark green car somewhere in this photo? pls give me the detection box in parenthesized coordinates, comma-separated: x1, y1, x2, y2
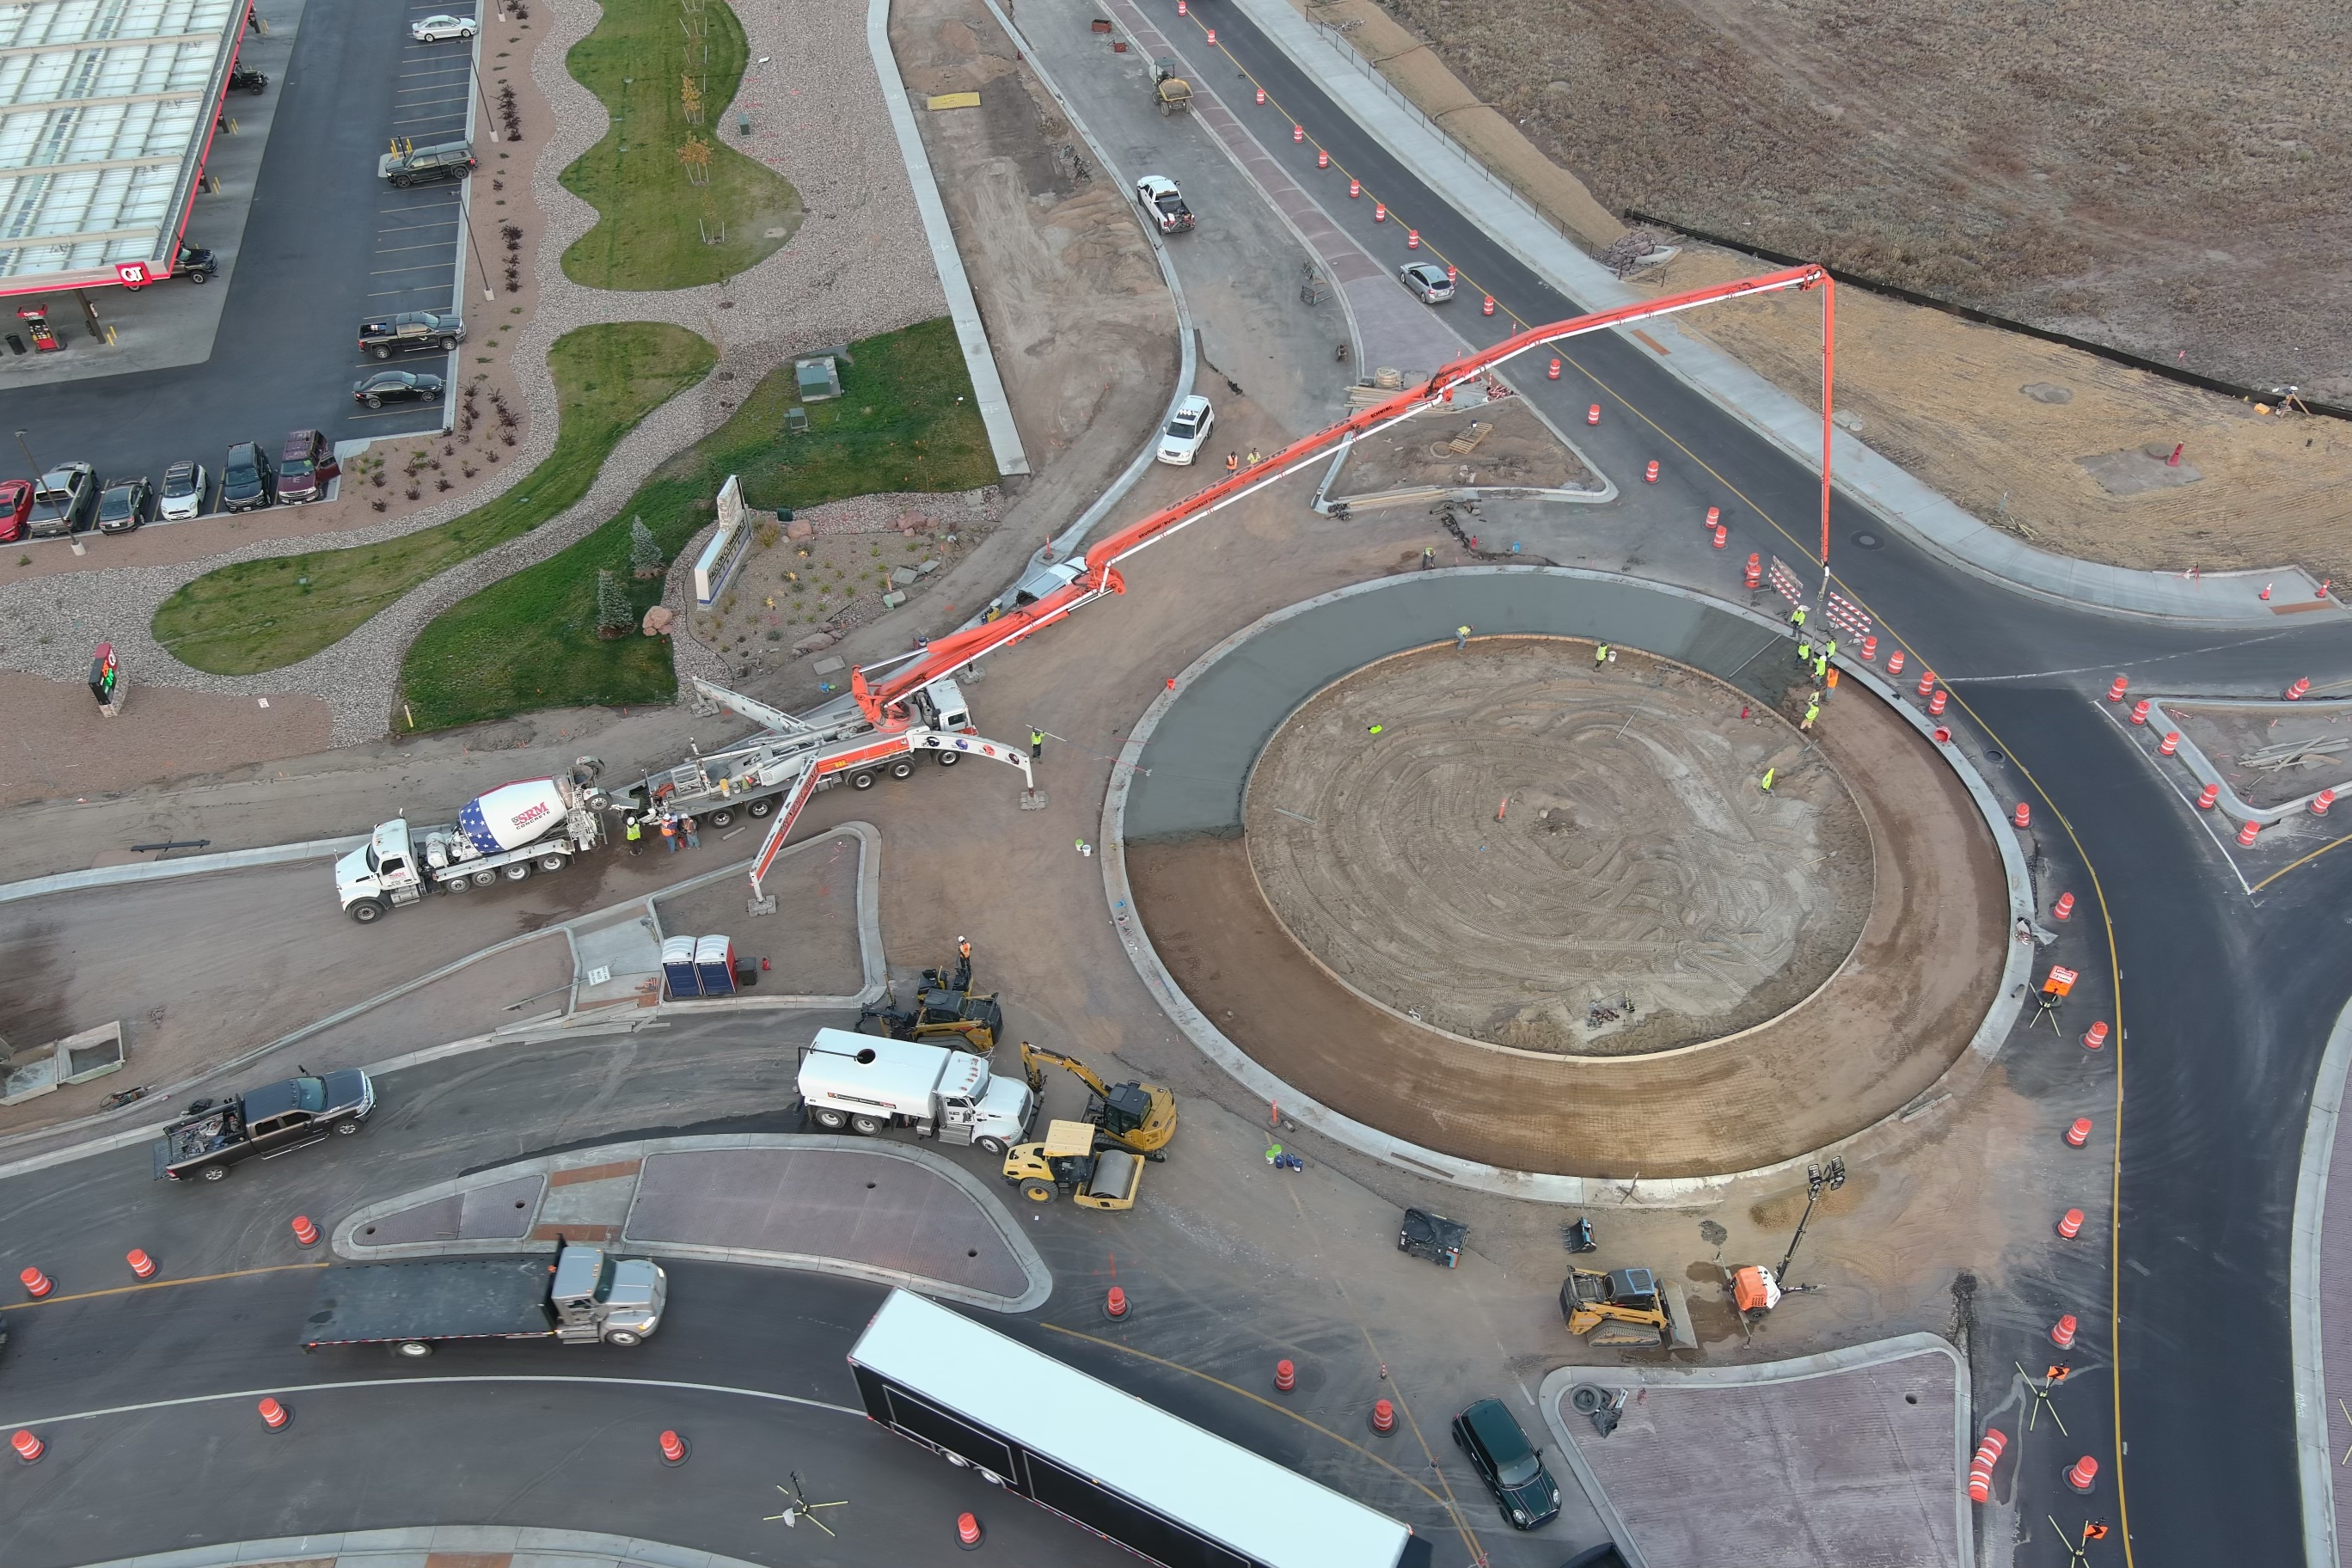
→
(1453, 1397, 1561, 1530)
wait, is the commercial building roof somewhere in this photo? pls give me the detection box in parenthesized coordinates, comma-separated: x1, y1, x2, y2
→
(0, 0, 242, 287)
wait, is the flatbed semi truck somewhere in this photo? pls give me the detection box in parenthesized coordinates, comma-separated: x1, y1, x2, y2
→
(299, 1242, 665, 1357)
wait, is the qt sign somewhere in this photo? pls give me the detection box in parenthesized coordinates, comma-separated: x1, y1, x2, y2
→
(113, 260, 150, 287)
(89, 640, 123, 715)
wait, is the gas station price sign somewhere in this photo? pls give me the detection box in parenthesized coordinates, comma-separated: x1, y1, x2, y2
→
(89, 640, 119, 707)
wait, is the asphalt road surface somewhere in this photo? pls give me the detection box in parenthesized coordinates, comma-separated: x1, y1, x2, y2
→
(0, 0, 456, 513)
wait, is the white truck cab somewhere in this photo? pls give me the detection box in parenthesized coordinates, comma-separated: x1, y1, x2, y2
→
(797, 1027, 1035, 1154)
(336, 820, 425, 922)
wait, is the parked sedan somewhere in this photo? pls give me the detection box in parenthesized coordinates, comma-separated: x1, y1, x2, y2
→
(0, 478, 28, 542)
(1155, 394, 1216, 465)
(353, 369, 445, 408)
(410, 12, 478, 40)
(95, 476, 154, 534)
(1453, 1397, 1562, 1530)
(158, 459, 207, 521)
(1399, 260, 1455, 304)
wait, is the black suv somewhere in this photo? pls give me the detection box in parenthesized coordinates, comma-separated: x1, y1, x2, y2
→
(151, 1070, 377, 1182)
(1453, 1398, 1562, 1530)
(220, 440, 276, 511)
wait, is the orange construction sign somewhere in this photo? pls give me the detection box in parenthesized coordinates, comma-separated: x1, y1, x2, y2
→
(2042, 965, 2079, 997)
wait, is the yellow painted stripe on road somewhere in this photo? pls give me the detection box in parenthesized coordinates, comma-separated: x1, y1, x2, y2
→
(0, 1259, 328, 1314)
(926, 91, 981, 110)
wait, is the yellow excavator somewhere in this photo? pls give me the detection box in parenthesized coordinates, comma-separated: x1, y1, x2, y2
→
(1017, 1040, 1177, 1156)
(1559, 1266, 1696, 1350)
(1001, 1119, 1144, 1210)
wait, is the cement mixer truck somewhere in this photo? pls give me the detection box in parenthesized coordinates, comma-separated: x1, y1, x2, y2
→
(336, 761, 609, 923)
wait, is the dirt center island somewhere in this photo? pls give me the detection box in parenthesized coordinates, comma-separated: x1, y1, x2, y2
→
(1129, 633, 2009, 1179)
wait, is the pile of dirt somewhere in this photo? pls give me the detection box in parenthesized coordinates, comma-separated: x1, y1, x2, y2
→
(1359, 0, 2352, 399)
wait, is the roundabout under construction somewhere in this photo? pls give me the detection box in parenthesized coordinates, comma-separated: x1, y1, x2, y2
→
(1110, 568, 2029, 1185)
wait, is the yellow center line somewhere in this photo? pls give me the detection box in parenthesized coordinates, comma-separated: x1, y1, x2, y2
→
(0, 1259, 328, 1313)
(2250, 824, 2352, 893)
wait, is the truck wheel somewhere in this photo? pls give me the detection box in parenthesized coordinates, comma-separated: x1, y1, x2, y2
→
(936, 750, 959, 767)
(849, 1114, 886, 1136)
(334, 1118, 361, 1136)
(707, 808, 733, 828)
(811, 1108, 848, 1130)
(503, 862, 532, 881)
(603, 1329, 644, 1346)
(536, 853, 567, 872)
(347, 897, 388, 924)
(394, 1340, 433, 1359)
(888, 759, 915, 780)
(372, 346, 389, 359)
(977, 1136, 1008, 1157)
(1020, 1179, 1057, 1204)
(469, 869, 497, 887)
(201, 1164, 229, 1181)
(850, 770, 876, 790)
(748, 798, 772, 818)
(444, 875, 472, 891)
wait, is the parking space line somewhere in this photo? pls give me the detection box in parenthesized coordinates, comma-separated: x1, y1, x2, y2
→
(376, 225, 457, 240)
(371, 265, 455, 277)
(376, 242, 459, 255)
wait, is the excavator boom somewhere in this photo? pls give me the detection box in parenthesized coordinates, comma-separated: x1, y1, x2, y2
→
(851, 264, 1832, 727)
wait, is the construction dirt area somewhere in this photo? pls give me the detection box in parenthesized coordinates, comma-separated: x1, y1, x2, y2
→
(891, 0, 1177, 495)
(1132, 640, 2007, 1176)
(1628, 244, 2352, 587)
(1244, 640, 1869, 1055)
(2162, 700, 2352, 812)
(1295, 0, 2352, 586)
(1326, 396, 1593, 500)
(1354, 0, 2351, 402)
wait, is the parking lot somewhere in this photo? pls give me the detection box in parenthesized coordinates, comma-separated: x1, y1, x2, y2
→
(0, 0, 482, 534)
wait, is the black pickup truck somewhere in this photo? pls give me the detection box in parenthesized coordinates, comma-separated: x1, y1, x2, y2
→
(152, 1069, 376, 1181)
(358, 310, 464, 358)
(377, 141, 475, 187)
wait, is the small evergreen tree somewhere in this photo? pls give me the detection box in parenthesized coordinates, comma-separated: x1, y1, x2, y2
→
(628, 516, 665, 577)
(595, 569, 633, 639)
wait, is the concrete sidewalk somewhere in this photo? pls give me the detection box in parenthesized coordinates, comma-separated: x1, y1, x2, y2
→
(1226, 0, 2343, 627)
(335, 1131, 1054, 1311)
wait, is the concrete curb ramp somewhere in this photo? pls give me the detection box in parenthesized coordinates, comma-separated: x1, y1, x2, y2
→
(334, 1131, 1054, 1313)
(1101, 567, 2035, 1203)
(1536, 1333, 1969, 1568)
(1225, 0, 2342, 627)
(65, 1524, 769, 1568)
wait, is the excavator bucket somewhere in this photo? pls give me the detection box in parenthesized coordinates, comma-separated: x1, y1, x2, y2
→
(1661, 1283, 1697, 1349)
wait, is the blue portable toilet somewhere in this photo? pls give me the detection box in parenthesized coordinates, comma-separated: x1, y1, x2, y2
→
(695, 934, 736, 995)
(661, 934, 701, 997)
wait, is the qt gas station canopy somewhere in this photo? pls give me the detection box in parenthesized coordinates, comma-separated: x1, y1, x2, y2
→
(0, 0, 245, 296)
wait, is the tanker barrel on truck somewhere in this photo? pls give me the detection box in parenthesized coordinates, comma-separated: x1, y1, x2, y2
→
(796, 1026, 1035, 1154)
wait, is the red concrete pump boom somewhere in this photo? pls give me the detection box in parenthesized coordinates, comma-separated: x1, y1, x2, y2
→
(852, 263, 1834, 729)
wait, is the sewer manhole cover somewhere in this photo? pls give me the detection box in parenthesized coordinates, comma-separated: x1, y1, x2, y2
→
(1852, 530, 1882, 549)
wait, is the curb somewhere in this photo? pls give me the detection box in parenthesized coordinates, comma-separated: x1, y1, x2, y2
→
(1534, 1333, 1969, 1568)
(0, 836, 365, 906)
(1099, 567, 2033, 1205)
(62, 1524, 778, 1568)
(866, 0, 1027, 476)
(970, 0, 1198, 573)
(2291, 992, 2352, 1568)
(2143, 697, 2347, 824)
(1222, 0, 2337, 628)
(334, 1131, 1054, 1313)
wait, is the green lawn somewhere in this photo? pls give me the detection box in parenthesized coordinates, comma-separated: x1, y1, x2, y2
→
(558, 0, 802, 290)
(151, 323, 714, 677)
(400, 317, 994, 729)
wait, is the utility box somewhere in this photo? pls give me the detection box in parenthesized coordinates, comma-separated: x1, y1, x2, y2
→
(795, 357, 841, 401)
(661, 935, 701, 997)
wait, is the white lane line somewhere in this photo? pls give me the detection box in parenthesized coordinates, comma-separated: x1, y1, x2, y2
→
(0, 1373, 861, 1431)
(1943, 629, 2299, 686)
(2089, 696, 2254, 897)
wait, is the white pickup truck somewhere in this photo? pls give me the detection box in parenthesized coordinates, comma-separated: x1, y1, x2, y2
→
(1135, 175, 1194, 234)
